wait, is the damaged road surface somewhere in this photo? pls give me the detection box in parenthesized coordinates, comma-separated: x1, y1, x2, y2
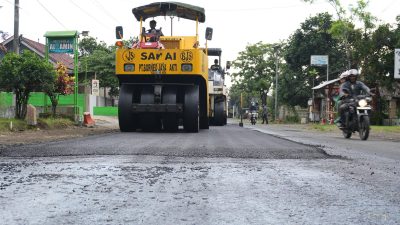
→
(1, 124, 399, 224)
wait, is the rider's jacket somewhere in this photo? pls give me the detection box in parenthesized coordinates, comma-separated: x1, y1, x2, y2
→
(339, 80, 370, 98)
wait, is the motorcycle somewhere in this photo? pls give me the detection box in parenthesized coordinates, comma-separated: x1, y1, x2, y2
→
(340, 94, 372, 140)
(250, 111, 258, 125)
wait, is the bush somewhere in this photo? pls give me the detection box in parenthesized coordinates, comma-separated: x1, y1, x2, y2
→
(370, 111, 387, 125)
(285, 115, 300, 123)
(37, 118, 74, 129)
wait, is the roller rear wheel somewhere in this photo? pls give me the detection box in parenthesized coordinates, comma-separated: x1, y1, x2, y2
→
(214, 101, 225, 126)
(140, 86, 159, 131)
(118, 84, 137, 132)
(162, 87, 178, 132)
(184, 85, 199, 133)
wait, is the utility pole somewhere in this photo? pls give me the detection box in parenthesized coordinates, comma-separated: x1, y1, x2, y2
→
(13, 0, 19, 54)
(273, 45, 279, 121)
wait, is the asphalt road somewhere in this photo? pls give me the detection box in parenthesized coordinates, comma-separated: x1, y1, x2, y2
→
(1, 124, 399, 225)
(0, 125, 327, 159)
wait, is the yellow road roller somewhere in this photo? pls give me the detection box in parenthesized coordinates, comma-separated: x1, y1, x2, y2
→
(115, 2, 213, 132)
(208, 48, 228, 126)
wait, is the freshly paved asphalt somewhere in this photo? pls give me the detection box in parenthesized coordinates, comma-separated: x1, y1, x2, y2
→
(1, 121, 399, 225)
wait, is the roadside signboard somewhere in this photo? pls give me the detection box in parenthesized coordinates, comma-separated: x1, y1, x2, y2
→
(48, 38, 74, 53)
(395, 49, 400, 79)
(92, 79, 100, 96)
(311, 55, 328, 66)
(311, 55, 329, 81)
(44, 31, 79, 122)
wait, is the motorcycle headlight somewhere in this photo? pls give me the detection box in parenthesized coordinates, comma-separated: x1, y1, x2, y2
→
(358, 99, 368, 107)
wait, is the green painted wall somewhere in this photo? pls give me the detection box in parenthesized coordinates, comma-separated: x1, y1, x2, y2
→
(0, 92, 13, 107)
(93, 107, 118, 116)
(1, 92, 85, 112)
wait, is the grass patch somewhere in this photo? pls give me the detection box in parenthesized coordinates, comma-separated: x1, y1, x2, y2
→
(38, 118, 74, 129)
(0, 118, 74, 132)
(309, 124, 400, 133)
(370, 125, 400, 133)
(308, 124, 337, 132)
(0, 118, 28, 132)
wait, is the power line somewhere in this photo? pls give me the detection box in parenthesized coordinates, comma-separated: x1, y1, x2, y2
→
(36, 0, 67, 29)
(381, 0, 397, 13)
(68, 0, 111, 30)
(91, 0, 122, 25)
(1, 0, 13, 5)
(208, 2, 325, 12)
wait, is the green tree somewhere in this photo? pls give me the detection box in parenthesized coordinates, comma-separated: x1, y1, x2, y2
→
(79, 37, 119, 105)
(283, 13, 346, 108)
(302, 0, 353, 67)
(0, 51, 55, 119)
(303, 0, 377, 69)
(44, 62, 74, 117)
(228, 83, 253, 110)
(86, 47, 118, 104)
(231, 42, 277, 107)
(79, 36, 108, 56)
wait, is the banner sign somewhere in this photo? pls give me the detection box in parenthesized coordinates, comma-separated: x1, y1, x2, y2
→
(48, 38, 74, 53)
(311, 55, 328, 66)
(92, 79, 100, 96)
(395, 49, 400, 79)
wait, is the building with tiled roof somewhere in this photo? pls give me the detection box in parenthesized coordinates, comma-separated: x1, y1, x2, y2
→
(0, 35, 74, 72)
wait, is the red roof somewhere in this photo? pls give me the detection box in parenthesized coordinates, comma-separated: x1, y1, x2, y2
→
(21, 37, 74, 70)
(1, 35, 74, 70)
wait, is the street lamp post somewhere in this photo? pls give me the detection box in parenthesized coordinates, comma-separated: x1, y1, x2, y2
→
(239, 92, 243, 127)
(273, 45, 280, 121)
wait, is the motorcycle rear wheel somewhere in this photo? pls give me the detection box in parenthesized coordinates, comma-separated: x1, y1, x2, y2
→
(359, 116, 370, 140)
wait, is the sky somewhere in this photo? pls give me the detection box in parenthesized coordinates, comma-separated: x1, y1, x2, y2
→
(0, 0, 399, 85)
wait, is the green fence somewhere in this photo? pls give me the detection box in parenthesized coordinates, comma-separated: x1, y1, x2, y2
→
(0, 92, 86, 113)
(2, 92, 120, 117)
(0, 92, 13, 107)
(93, 107, 118, 116)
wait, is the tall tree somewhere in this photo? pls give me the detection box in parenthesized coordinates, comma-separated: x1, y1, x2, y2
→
(303, 0, 353, 68)
(282, 13, 346, 107)
(79, 36, 108, 56)
(0, 51, 55, 119)
(231, 42, 277, 107)
(86, 47, 118, 104)
(79, 37, 119, 105)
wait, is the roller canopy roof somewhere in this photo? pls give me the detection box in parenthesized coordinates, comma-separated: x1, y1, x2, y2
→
(132, 2, 205, 22)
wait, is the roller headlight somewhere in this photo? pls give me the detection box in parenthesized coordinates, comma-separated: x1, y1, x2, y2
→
(358, 99, 367, 107)
(181, 64, 193, 72)
(124, 64, 135, 72)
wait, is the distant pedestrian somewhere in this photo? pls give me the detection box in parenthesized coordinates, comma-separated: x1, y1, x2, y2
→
(262, 105, 268, 124)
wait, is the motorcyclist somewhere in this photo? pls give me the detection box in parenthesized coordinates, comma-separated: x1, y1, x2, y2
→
(333, 70, 350, 124)
(337, 69, 371, 128)
(250, 101, 257, 111)
(249, 101, 258, 123)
